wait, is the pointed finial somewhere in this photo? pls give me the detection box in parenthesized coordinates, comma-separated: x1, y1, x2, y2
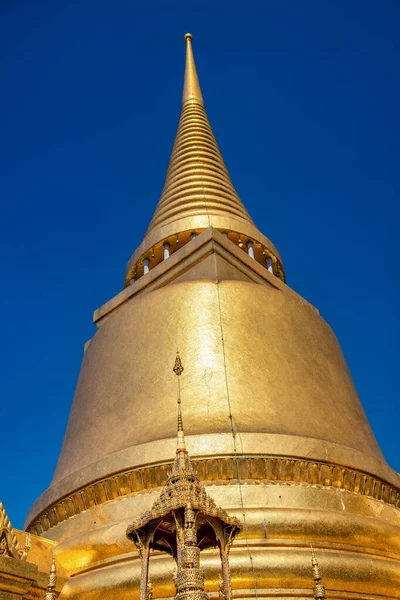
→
(173, 352, 185, 450)
(44, 552, 57, 600)
(173, 352, 184, 377)
(311, 547, 326, 599)
(182, 33, 204, 107)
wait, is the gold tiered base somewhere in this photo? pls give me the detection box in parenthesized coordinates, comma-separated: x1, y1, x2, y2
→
(26, 238, 400, 598)
(42, 475, 400, 599)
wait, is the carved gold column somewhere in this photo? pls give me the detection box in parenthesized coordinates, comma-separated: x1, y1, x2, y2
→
(140, 546, 150, 600)
(211, 520, 235, 600)
(133, 532, 152, 600)
(219, 543, 233, 600)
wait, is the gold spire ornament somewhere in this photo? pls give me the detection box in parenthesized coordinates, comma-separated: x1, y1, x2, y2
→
(124, 33, 284, 286)
(173, 352, 184, 376)
(44, 554, 57, 600)
(311, 548, 326, 599)
(144, 34, 253, 237)
(0, 501, 30, 560)
(182, 33, 204, 107)
(174, 352, 185, 451)
(127, 357, 240, 600)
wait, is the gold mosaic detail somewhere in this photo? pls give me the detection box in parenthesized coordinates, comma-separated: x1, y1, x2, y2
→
(28, 456, 400, 536)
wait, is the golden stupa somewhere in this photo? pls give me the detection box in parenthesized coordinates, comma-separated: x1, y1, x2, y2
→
(2, 34, 400, 600)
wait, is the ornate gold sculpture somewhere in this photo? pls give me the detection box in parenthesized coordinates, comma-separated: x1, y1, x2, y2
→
(173, 352, 184, 377)
(0, 501, 30, 560)
(44, 554, 57, 600)
(311, 548, 326, 599)
(127, 355, 240, 600)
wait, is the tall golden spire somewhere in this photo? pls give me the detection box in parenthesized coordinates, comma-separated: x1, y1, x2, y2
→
(145, 34, 253, 236)
(125, 34, 284, 285)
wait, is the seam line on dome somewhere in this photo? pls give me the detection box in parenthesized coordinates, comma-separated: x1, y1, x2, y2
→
(215, 276, 259, 598)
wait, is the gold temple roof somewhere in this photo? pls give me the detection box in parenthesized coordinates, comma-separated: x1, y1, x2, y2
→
(126, 441, 240, 537)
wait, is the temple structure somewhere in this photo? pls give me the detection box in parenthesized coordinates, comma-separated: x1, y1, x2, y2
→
(2, 34, 400, 599)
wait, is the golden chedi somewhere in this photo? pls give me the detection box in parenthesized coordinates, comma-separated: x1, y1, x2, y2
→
(23, 34, 400, 599)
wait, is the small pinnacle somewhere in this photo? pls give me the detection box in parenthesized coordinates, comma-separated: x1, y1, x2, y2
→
(173, 352, 184, 376)
(182, 32, 203, 107)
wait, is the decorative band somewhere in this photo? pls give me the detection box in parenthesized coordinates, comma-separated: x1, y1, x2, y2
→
(28, 456, 400, 536)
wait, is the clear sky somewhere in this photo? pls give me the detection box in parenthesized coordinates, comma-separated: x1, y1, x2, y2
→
(1, 1, 399, 529)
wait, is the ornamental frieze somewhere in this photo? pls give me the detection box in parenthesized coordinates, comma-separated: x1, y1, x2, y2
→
(28, 455, 400, 536)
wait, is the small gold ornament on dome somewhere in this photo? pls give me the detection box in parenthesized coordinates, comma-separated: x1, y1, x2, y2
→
(311, 547, 326, 599)
(173, 352, 184, 376)
(127, 351, 240, 600)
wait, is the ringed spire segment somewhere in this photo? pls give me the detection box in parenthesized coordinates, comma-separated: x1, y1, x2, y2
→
(124, 33, 285, 288)
(143, 34, 253, 239)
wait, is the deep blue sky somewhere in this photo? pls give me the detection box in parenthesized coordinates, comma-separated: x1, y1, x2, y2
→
(1, 1, 399, 529)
